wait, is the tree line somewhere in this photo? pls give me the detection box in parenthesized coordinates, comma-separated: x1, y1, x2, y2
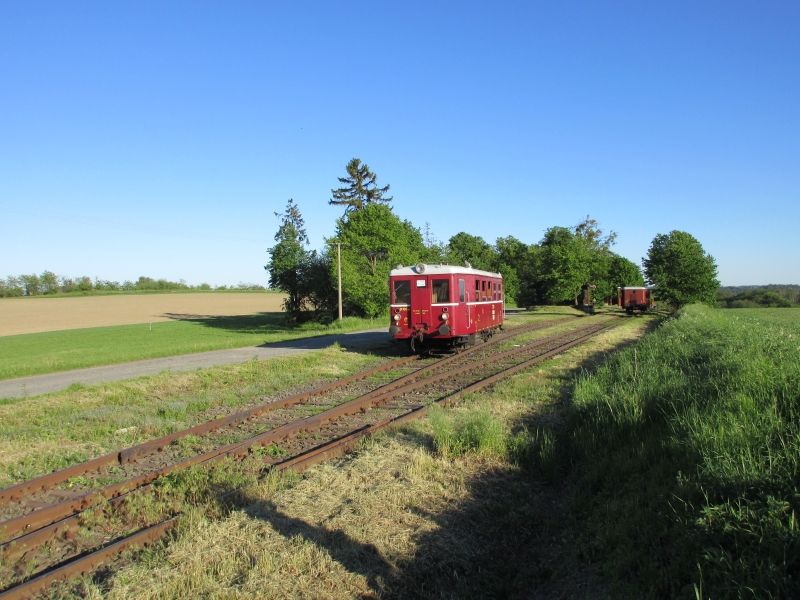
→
(267, 158, 720, 322)
(0, 273, 265, 297)
(717, 285, 800, 308)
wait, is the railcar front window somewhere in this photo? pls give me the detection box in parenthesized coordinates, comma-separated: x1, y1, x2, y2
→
(432, 279, 450, 303)
(393, 280, 411, 304)
(459, 279, 465, 302)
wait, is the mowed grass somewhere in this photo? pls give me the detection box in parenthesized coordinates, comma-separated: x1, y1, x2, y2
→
(0, 315, 384, 380)
(541, 305, 800, 597)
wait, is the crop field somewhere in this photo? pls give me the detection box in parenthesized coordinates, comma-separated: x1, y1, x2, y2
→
(0, 292, 285, 336)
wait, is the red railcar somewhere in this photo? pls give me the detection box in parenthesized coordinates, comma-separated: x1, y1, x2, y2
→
(389, 264, 504, 351)
(618, 286, 654, 313)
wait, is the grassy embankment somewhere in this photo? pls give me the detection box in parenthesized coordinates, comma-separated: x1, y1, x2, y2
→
(0, 315, 384, 380)
(548, 305, 800, 597)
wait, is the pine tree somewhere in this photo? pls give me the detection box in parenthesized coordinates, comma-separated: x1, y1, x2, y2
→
(329, 158, 392, 212)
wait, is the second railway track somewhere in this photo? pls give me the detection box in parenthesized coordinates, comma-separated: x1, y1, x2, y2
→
(0, 314, 621, 599)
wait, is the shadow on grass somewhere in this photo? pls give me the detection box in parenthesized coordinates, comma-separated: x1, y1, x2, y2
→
(163, 312, 289, 334)
(242, 498, 395, 595)
(227, 326, 666, 599)
(163, 312, 398, 356)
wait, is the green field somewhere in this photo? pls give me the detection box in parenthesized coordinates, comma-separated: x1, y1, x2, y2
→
(0, 314, 384, 380)
(541, 305, 800, 596)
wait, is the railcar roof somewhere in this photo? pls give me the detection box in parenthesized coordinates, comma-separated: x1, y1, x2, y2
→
(390, 264, 502, 278)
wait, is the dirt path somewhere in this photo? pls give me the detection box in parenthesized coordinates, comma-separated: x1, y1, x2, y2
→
(0, 329, 390, 399)
(0, 293, 285, 336)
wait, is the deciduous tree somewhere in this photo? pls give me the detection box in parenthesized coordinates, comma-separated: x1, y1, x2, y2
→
(643, 230, 719, 307)
(266, 199, 313, 322)
(445, 232, 498, 271)
(537, 226, 592, 304)
(332, 203, 425, 317)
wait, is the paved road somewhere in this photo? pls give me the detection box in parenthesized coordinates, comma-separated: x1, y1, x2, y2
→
(0, 328, 392, 400)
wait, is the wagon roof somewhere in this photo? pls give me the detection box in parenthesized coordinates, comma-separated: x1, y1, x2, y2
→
(390, 264, 502, 278)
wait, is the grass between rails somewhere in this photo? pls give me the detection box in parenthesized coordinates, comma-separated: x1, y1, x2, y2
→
(0, 345, 382, 487)
(0, 314, 384, 380)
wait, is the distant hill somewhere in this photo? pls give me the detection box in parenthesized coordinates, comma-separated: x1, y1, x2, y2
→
(717, 284, 800, 308)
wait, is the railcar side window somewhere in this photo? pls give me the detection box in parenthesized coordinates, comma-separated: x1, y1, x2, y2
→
(481, 280, 487, 301)
(432, 279, 450, 303)
(393, 280, 411, 304)
(459, 279, 465, 302)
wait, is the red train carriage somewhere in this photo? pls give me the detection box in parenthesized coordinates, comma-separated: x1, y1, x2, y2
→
(618, 286, 654, 313)
(389, 263, 504, 351)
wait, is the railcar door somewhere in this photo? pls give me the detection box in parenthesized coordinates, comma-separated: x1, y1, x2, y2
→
(459, 277, 469, 329)
(409, 275, 430, 333)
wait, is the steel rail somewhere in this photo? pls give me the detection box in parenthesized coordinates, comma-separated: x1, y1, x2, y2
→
(0, 355, 421, 506)
(0, 518, 178, 600)
(1, 318, 598, 555)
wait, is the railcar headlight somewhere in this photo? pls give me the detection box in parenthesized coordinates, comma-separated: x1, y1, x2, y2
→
(441, 312, 449, 321)
(393, 313, 401, 322)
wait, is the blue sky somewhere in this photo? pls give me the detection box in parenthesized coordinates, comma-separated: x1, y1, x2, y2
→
(2, 1, 798, 286)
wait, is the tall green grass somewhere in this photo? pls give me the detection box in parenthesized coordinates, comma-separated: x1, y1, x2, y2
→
(542, 305, 799, 597)
(429, 406, 509, 460)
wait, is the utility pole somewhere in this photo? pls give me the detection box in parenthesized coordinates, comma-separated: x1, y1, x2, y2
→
(337, 241, 343, 321)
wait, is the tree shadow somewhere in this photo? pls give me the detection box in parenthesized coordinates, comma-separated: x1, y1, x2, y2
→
(240, 497, 396, 598)
(163, 312, 398, 356)
(163, 312, 289, 334)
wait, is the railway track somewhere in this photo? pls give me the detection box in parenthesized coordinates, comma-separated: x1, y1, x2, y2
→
(0, 315, 619, 599)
